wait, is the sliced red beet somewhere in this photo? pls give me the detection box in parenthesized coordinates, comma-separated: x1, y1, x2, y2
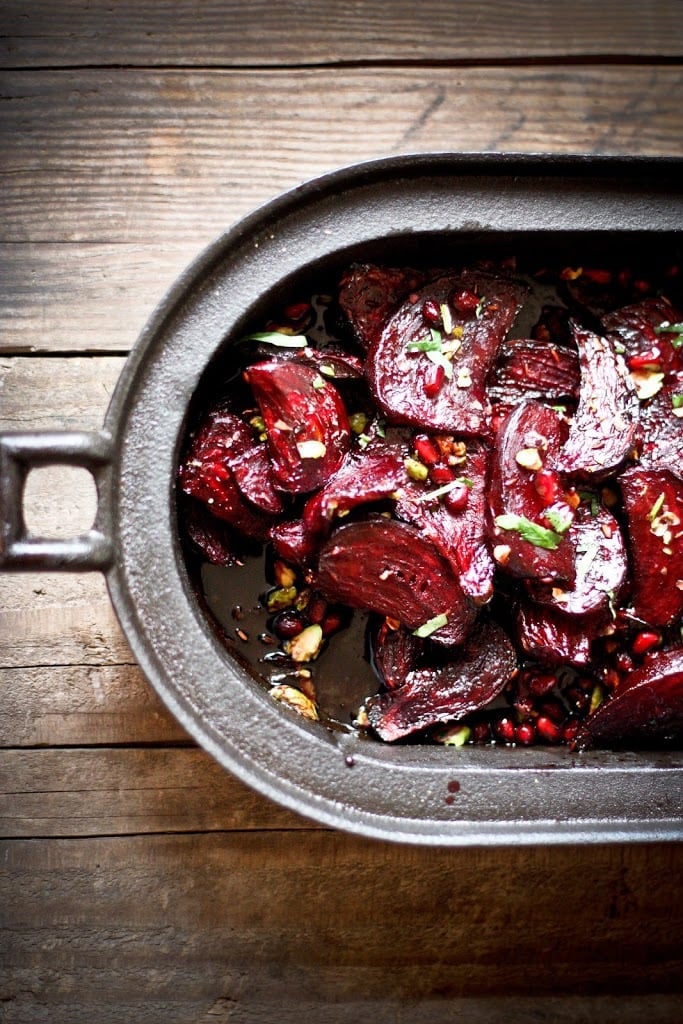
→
(515, 599, 604, 668)
(396, 440, 495, 604)
(181, 500, 243, 566)
(489, 337, 579, 405)
(527, 500, 627, 617)
(366, 271, 527, 436)
(269, 517, 318, 567)
(338, 263, 425, 350)
(636, 369, 683, 473)
(365, 620, 517, 741)
(574, 647, 683, 749)
(549, 322, 639, 481)
(370, 620, 424, 691)
(601, 295, 682, 373)
(178, 406, 279, 539)
(246, 360, 351, 494)
(487, 400, 575, 582)
(316, 518, 476, 647)
(302, 443, 408, 541)
(619, 466, 683, 627)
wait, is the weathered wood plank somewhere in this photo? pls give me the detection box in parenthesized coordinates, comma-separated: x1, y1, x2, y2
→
(0, 833, 681, 1022)
(0, 748, 309, 834)
(1, 0, 681, 68)
(1, 66, 681, 250)
(0, 664, 185, 746)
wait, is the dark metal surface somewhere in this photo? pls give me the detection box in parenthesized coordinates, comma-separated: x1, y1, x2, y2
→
(2, 154, 683, 844)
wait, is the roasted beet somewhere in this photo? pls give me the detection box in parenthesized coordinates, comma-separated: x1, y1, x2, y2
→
(246, 360, 351, 494)
(488, 400, 575, 582)
(549, 322, 639, 481)
(527, 500, 627, 617)
(515, 599, 603, 668)
(178, 406, 280, 539)
(619, 466, 683, 627)
(338, 263, 425, 350)
(602, 295, 682, 373)
(181, 499, 244, 566)
(574, 648, 683, 749)
(316, 518, 475, 647)
(366, 271, 527, 436)
(365, 621, 516, 741)
(636, 369, 683, 473)
(396, 439, 495, 604)
(489, 337, 579, 405)
(370, 620, 424, 691)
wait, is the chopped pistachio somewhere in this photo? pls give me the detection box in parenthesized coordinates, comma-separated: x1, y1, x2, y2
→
(312, 374, 327, 390)
(269, 684, 319, 721)
(404, 456, 429, 482)
(456, 366, 473, 388)
(348, 411, 369, 435)
(515, 446, 543, 471)
(284, 623, 324, 662)
(630, 368, 665, 401)
(273, 560, 297, 588)
(266, 585, 298, 612)
(436, 723, 471, 747)
(296, 439, 327, 460)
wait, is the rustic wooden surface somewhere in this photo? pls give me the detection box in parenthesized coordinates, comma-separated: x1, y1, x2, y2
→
(1, 3, 682, 1021)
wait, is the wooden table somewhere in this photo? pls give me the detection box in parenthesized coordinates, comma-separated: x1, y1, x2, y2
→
(1, 3, 682, 1021)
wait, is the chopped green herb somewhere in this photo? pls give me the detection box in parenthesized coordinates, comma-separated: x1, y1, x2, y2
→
(375, 419, 387, 439)
(242, 331, 308, 348)
(356, 433, 371, 450)
(413, 612, 449, 638)
(406, 328, 443, 352)
(494, 513, 564, 550)
(647, 491, 666, 522)
(420, 476, 473, 502)
(654, 321, 683, 335)
(672, 393, 683, 409)
(475, 295, 486, 318)
(578, 490, 600, 517)
(543, 506, 573, 535)
(612, 339, 626, 355)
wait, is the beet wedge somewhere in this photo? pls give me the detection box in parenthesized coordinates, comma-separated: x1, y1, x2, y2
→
(515, 599, 605, 668)
(246, 359, 351, 494)
(527, 500, 628, 617)
(316, 518, 475, 647)
(488, 400, 575, 582)
(365, 621, 517, 741)
(549, 322, 639, 481)
(619, 466, 683, 627)
(396, 440, 495, 604)
(636, 369, 683, 474)
(489, 337, 579, 405)
(178, 406, 281, 540)
(574, 648, 683, 750)
(367, 270, 527, 436)
(602, 295, 682, 374)
(338, 263, 426, 350)
(370, 620, 424, 692)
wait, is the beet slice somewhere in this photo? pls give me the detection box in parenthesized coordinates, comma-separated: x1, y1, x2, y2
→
(365, 621, 517, 741)
(316, 518, 475, 647)
(549, 322, 639, 481)
(602, 295, 682, 373)
(396, 440, 495, 604)
(574, 647, 683, 749)
(181, 500, 244, 566)
(527, 501, 627, 617)
(488, 400, 575, 582)
(489, 337, 579, 405)
(515, 599, 603, 668)
(178, 407, 279, 539)
(338, 263, 425, 350)
(246, 360, 351, 494)
(370, 620, 424, 691)
(366, 270, 527, 436)
(636, 369, 683, 473)
(302, 444, 408, 541)
(619, 466, 683, 627)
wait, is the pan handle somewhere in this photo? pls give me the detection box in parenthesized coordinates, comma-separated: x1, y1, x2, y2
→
(0, 430, 114, 572)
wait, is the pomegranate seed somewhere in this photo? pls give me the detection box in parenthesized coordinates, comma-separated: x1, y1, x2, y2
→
(422, 299, 441, 324)
(534, 468, 562, 506)
(582, 268, 612, 285)
(493, 715, 516, 744)
(307, 594, 328, 625)
(284, 301, 312, 323)
(413, 434, 440, 466)
(515, 721, 536, 745)
(429, 464, 455, 486)
(321, 611, 344, 636)
(452, 288, 480, 314)
(536, 715, 562, 744)
(272, 609, 306, 639)
(564, 685, 590, 715)
(443, 482, 469, 514)
(631, 630, 661, 655)
(627, 348, 662, 372)
(527, 671, 557, 696)
(471, 720, 492, 744)
(562, 718, 580, 744)
(423, 361, 445, 398)
(615, 652, 634, 674)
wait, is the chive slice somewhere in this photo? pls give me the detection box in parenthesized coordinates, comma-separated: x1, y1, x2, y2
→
(543, 507, 573, 535)
(242, 331, 308, 348)
(647, 491, 666, 522)
(420, 476, 473, 501)
(413, 613, 449, 638)
(494, 513, 564, 550)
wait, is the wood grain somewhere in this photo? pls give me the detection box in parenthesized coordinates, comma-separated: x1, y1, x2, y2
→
(1, 833, 681, 1022)
(1, 1, 681, 68)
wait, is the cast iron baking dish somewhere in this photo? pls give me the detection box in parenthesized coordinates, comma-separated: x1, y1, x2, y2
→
(1, 154, 682, 845)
